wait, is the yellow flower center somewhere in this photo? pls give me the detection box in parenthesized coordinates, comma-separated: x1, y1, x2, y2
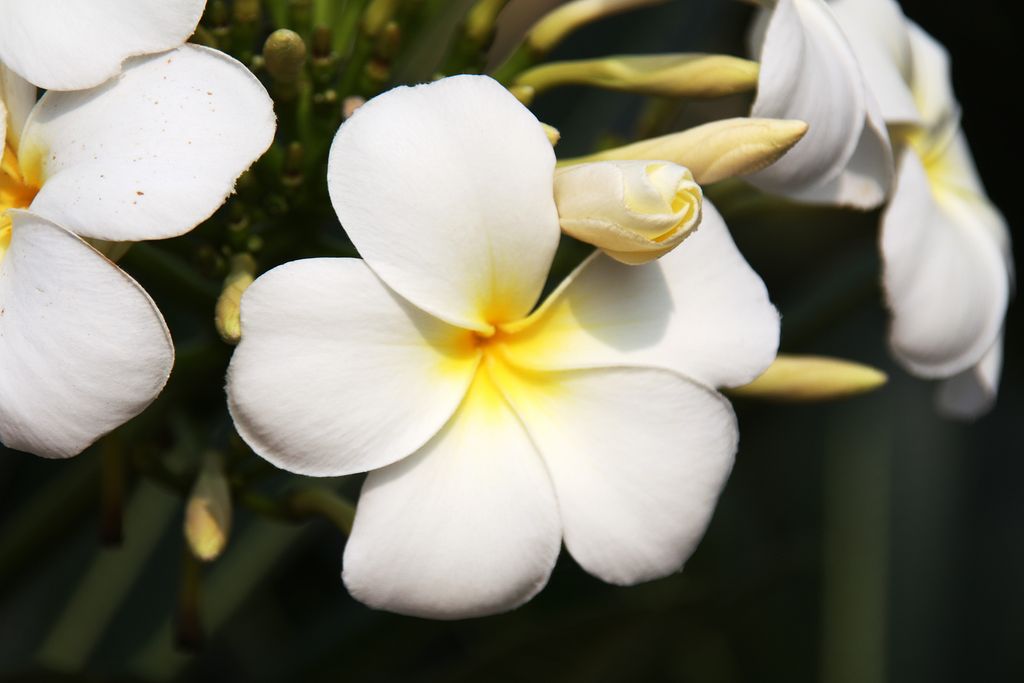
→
(1, 143, 41, 261)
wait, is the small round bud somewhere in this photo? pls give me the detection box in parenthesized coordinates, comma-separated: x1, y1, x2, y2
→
(263, 29, 307, 83)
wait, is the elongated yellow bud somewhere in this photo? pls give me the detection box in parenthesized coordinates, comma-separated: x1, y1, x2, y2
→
(184, 452, 232, 562)
(554, 160, 702, 264)
(560, 117, 809, 185)
(529, 0, 669, 54)
(215, 254, 257, 345)
(729, 355, 888, 402)
(513, 53, 759, 104)
(466, 0, 511, 44)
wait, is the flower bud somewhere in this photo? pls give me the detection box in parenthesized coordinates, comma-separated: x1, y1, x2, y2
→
(561, 117, 809, 185)
(263, 29, 307, 84)
(529, 0, 669, 54)
(184, 452, 232, 562)
(729, 355, 888, 402)
(215, 253, 256, 344)
(513, 53, 759, 103)
(554, 160, 702, 265)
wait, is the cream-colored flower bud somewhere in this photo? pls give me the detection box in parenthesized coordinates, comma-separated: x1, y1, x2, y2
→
(728, 355, 888, 402)
(560, 117, 809, 185)
(215, 253, 257, 345)
(184, 452, 232, 562)
(529, 0, 669, 54)
(513, 53, 759, 105)
(554, 160, 702, 265)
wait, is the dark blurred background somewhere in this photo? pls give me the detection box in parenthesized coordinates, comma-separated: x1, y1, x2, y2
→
(1, 1, 1020, 681)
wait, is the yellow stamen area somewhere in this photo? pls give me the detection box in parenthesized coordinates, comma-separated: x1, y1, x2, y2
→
(445, 314, 567, 421)
(0, 143, 41, 260)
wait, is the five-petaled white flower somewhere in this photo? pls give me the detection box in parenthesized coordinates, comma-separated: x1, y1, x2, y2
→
(0, 45, 275, 458)
(0, 0, 205, 90)
(226, 75, 779, 619)
(746, 0, 1012, 418)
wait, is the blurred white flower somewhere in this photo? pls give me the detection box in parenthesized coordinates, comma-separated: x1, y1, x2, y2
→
(748, 0, 1012, 418)
(0, 0, 205, 90)
(226, 75, 779, 619)
(0, 45, 275, 458)
(745, 0, 897, 208)
(876, 21, 1011, 419)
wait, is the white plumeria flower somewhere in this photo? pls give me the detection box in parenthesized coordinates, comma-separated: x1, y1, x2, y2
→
(747, 0, 1012, 418)
(746, 0, 901, 208)
(226, 75, 779, 619)
(1, 45, 274, 457)
(875, 20, 1012, 418)
(0, 0, 205, 91)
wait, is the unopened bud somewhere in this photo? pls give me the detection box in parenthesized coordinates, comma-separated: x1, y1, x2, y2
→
(466, 0, 509, 44)
(729, 355, 888, 402)
(363, 0, 400, 37)
(555, 160, 702, 264)
(234, 0, 261, 23)
(529, 0, 668, 54)
(562, 117, 809, 185)
(184, 452, 232, 562)
(514, 53, 759, 100)
(263, 29, 307, 84)
(215, 254, 257, 344)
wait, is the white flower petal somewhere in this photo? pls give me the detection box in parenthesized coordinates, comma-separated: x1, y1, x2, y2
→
(1, 63, 36, 150)
(500, 201, 779, 388)
(498, 364, 736, 585)
(782, 87, 893, 209)
(343, 369, 561, 619)
(227, 258, 480, 477)
(881, 148, 1008, 378)
(21, 45, 274, 242)
(328, 75, 560, 333)
(906, 21, 959, 144)
(0, 211, 172, 459)
(0, 0, 204, 91)
(933, 133, 1014, 279)
(935, 333, 1003, 420)
(748, 0, 892, 207)
(830, 0, 919, 125)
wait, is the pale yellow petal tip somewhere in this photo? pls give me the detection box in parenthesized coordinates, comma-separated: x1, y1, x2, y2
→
(728, 355, 888, 402)
(541, 122, 561, 146)
(773, 118, 810, 149)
